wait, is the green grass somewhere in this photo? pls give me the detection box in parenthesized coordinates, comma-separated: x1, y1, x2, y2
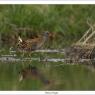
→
(1, 5, 95, 47)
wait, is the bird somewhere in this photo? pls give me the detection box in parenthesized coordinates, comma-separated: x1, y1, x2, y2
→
(17, 31, 50, 57)
(19, 65, 50, 85)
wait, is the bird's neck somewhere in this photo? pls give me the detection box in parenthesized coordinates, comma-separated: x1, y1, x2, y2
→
(43, 34, 48, 43)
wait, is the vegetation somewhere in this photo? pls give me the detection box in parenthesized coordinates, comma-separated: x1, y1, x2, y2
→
(0, 5, 95, 90)
(1, 5, 95, 47)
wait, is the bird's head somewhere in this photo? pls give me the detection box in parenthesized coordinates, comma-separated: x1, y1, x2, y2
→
(43, 31, 56, 40)
(44, 31, 52, 39)
(43, 31, 49, 39)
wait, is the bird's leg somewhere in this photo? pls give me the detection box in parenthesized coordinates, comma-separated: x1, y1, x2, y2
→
(29, 51, 32, 64)
(21, 50, 25, 58)
(44, 53, 48, 67)
(29, 51, 32, 58)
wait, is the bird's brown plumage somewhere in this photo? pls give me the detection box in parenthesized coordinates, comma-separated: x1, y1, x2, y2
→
(17, 31, 51, 56)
